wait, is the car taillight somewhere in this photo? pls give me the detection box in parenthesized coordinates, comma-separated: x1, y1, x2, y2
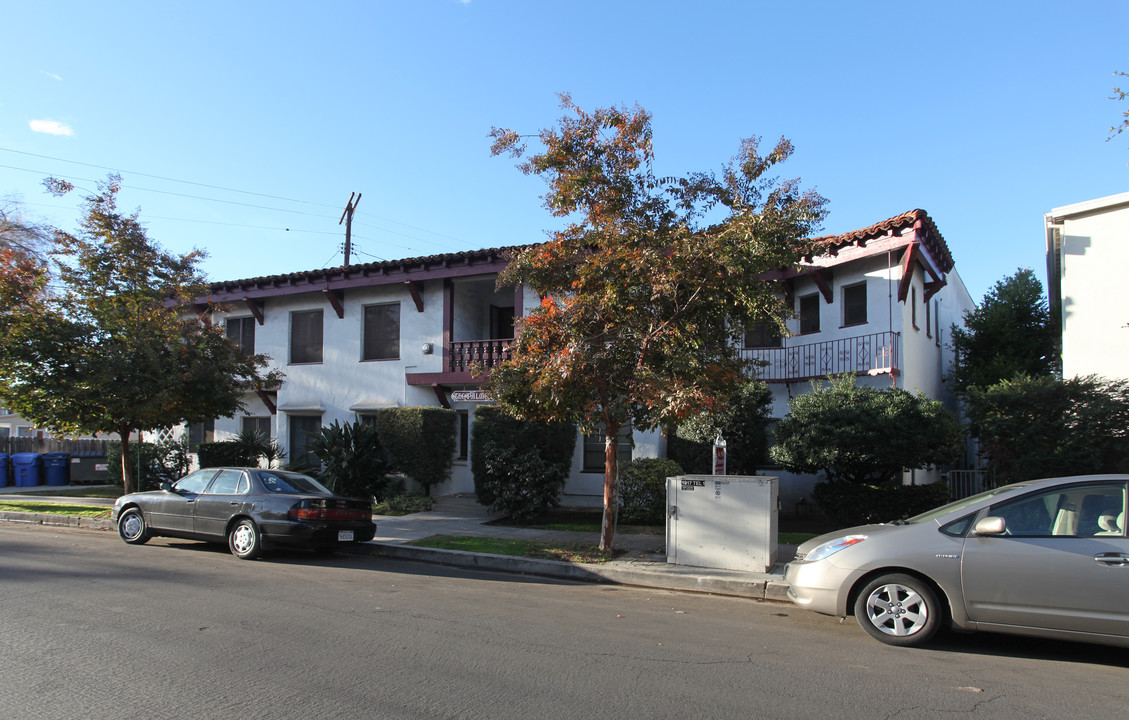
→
(289, 501, 371, 522)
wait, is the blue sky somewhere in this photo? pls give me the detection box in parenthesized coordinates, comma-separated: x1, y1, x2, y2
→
(2, 0, 1126, 302)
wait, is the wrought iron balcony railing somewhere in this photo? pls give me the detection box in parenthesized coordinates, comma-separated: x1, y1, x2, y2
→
(739, 331, 899, 383)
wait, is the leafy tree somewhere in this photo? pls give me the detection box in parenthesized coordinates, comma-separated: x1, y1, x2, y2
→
(770, 375, 964, 486)
(0, 176, 281, 494)
(672, 380, 773, 475)
(0, 198, 51, 310)
(948, 268, 1057, 392)
(963, 374, 1129, 486)
(488, 95, 827, 549)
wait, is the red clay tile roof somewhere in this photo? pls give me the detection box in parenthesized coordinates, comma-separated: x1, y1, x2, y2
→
(813, 209, 953, 273)
(206, 210, 953, 294)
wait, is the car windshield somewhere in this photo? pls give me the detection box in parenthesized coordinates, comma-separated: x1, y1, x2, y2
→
(902, 482, 1034, 524)
(257, 471, 332, 495)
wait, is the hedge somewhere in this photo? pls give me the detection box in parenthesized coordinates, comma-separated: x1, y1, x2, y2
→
(370, 407, 457, 494)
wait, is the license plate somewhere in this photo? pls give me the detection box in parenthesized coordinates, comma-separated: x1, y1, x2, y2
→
(338, 530, 354, 542)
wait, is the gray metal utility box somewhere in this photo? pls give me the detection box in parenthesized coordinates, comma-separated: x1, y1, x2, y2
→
(666, 475, 778, 573)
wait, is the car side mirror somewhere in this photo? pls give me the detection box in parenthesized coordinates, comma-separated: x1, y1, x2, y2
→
(973, 516, 1007, 536)
(159, 482, 173, 492)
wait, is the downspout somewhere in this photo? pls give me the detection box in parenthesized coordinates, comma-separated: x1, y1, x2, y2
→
(888, 249, 896, 388)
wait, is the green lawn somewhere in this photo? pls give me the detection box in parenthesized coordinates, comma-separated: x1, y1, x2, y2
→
(0, 500, 111, 519)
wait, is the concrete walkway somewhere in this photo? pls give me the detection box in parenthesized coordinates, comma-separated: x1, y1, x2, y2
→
(0, 486, 792, 602)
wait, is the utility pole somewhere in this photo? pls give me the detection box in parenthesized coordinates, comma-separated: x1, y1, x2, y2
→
(339, 192, 362, 266)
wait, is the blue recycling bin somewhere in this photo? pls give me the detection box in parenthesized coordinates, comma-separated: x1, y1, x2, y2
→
(0, 452, 8, 488)
(43, 452, 71, 486)
(12, 452, 43, 487)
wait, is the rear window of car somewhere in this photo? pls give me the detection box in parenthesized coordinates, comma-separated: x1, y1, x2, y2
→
(257, 471, 330, 495)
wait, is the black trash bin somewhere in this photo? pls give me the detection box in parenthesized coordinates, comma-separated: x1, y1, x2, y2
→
(12, 453, 43, 487)
(43, 452, 71, 487)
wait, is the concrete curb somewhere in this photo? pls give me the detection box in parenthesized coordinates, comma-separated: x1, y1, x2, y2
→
(0, 511, 114, 531)
(365, 542, 789, 602)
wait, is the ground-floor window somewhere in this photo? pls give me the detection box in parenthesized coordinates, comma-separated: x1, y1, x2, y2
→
(288, 415, 322, 470)
(582, 425, 632, 473)
(456, 410, 469, 461)
(241, 416, 271, 440)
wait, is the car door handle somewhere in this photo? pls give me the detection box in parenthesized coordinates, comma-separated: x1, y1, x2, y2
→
(1093, 552, 1129, 566)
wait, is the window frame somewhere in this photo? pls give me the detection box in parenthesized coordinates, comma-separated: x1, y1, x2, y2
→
(841, 282, 867, 328)
(798, 293, 820, 335)
(362, 302, 401, 361)
(290, 309, 324, 364)
(226, 316, 256, 355)
(582, 426, 632, 473)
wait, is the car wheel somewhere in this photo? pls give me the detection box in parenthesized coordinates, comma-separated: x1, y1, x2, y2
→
(853, 573, 941, 647)
(117, 508, 150, 545)
(228, 518, 263, 560)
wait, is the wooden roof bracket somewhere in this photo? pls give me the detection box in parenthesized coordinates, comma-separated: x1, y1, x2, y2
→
(244, 298, 264, 325)
(323, 288, 345, 319)
(897, 243, 920, 303)
(406, 281, 424, 313)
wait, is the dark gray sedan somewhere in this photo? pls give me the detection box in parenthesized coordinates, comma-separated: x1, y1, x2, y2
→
(785, 474, 1128, 647)
(111, 467, 376, 559)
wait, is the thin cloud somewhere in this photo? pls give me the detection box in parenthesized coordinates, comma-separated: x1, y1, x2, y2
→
(29, 119, 74, 136)
(40, 71, 63, 81)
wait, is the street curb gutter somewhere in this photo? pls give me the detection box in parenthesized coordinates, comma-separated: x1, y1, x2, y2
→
(365, 542, 791, 603)
(0, 511, 114, 531)
(0, 513, 791, 603)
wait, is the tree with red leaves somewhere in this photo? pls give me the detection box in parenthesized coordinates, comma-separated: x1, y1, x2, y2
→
(489, 95, 828, 550)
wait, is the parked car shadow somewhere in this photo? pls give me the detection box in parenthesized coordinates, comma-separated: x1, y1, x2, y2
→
(925, 628, 1129, 668)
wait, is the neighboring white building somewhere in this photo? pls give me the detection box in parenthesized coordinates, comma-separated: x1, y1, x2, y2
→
(1045, 191, 1129, 381)
(196, 209, 974, 505)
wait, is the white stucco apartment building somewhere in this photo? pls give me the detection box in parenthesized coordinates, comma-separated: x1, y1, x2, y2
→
(1045, 191, 1129, 381)
(194, 209, 975, 505)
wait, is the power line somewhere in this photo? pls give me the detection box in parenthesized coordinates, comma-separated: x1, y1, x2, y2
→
(0, 146, 340, 209)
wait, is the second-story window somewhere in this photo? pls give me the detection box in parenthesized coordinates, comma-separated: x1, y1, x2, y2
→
(291, 309, 323, 364)
(226, 316, 256, 355)
(363, 303, 400, 361)
(842, 283, 867, 327)
(799, 294, 820, 334)
(743, 323, 782, 348)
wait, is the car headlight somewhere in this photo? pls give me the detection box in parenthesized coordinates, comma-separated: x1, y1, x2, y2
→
(805, 535, 867, 562)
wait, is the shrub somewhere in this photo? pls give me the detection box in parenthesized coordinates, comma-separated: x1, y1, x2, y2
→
(197, 440, 257, 468)
(812, 481, 951, 526)
(306, 419, 392, 499)
(470, 405, 576, 507)
(384, 494, 435, 514)
(675, 381, 773, 475)
(617, 457, 682, 525)
(108, 436, 192, 491)
(665, 434, 710, 474)
(478, 446, 568, 522)
(371, 407, 456, 495)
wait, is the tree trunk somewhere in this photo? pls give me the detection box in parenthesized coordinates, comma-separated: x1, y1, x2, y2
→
(118, 426, 135, 495)
(599, 420, 620, 551)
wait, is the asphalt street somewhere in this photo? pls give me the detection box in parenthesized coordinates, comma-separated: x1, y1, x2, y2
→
(2, 523, 1127, 720)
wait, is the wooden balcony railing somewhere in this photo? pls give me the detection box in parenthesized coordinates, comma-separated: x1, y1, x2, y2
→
(448, 339, 512, 373)
(739, 332, 899, 383)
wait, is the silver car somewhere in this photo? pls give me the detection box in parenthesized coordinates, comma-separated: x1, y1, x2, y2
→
(784, 474, 1129, 647)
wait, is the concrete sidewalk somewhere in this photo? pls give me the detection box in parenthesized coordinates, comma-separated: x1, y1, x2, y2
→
(0, 486, 792, 602)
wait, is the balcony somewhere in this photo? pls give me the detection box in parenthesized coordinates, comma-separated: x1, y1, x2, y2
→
(740, 332, 899, 383)
(448, 339, 512, 373)
(406, 338, 512, 391)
